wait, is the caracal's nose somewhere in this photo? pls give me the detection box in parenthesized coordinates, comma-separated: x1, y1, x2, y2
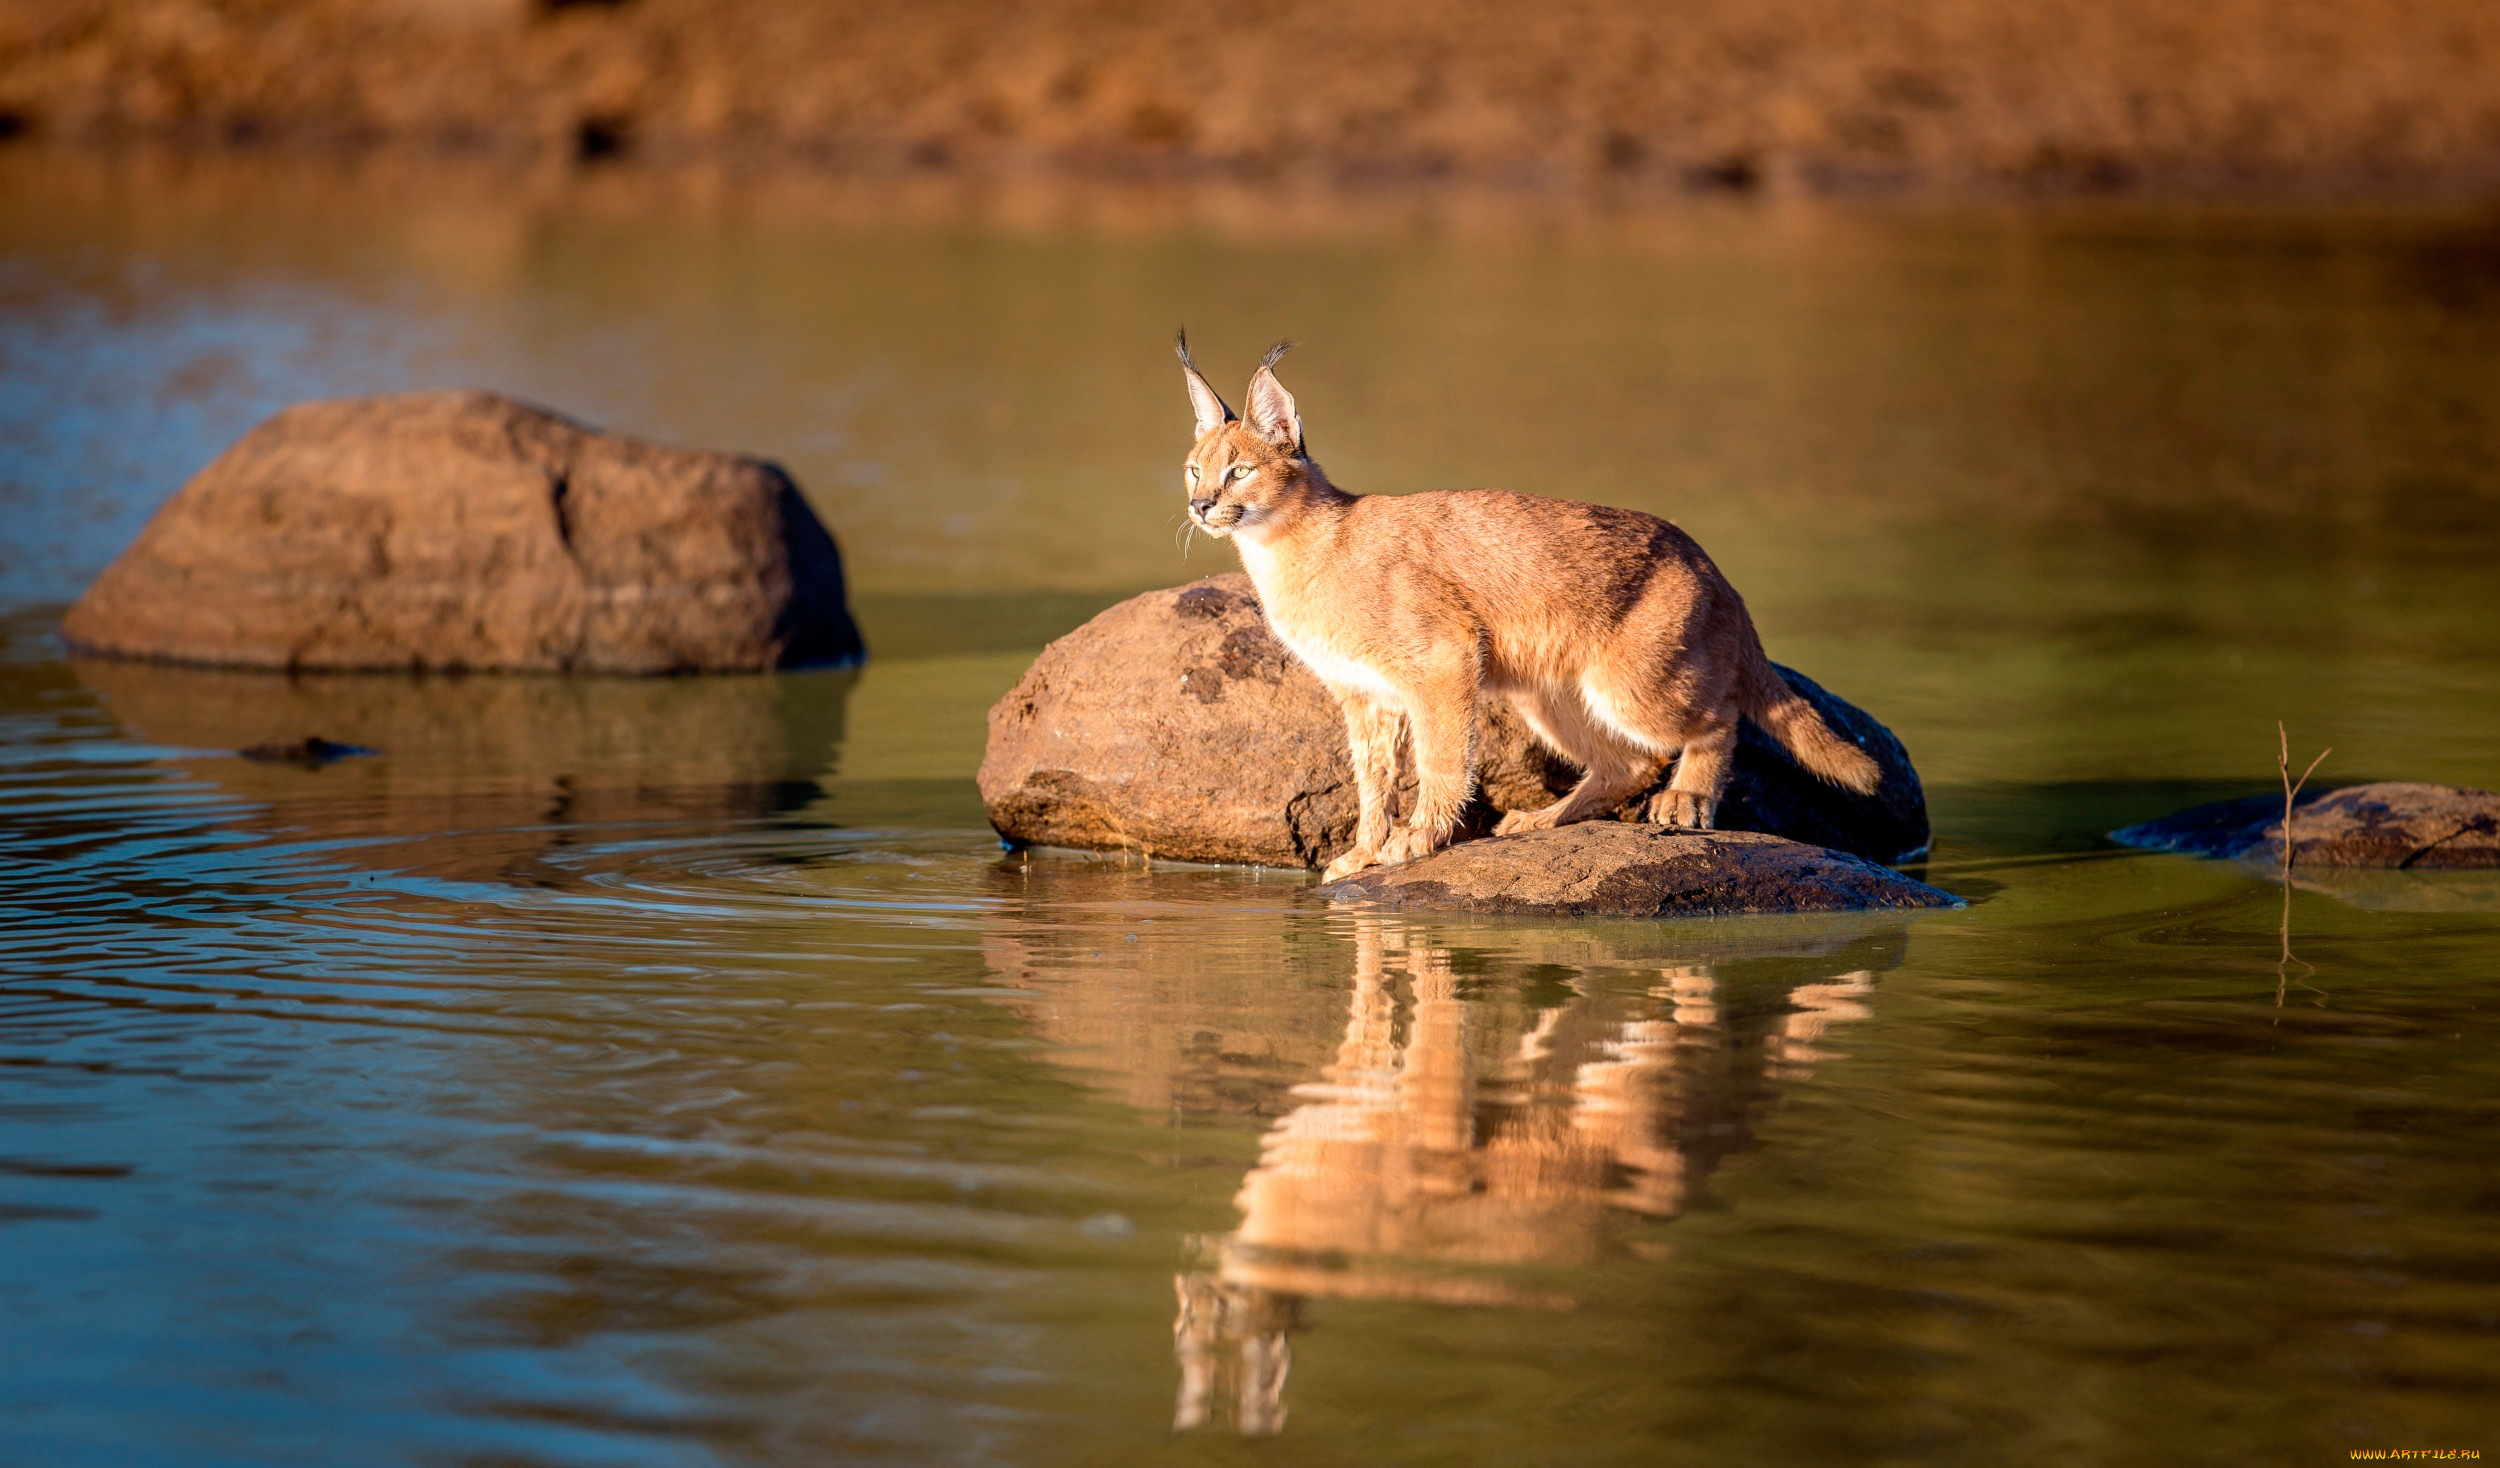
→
(1188, 496, 1216, 519)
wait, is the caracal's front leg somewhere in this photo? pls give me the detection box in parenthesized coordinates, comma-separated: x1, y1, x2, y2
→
(1377, 648, 1481, 868)
(1320, 690, 1405, 882)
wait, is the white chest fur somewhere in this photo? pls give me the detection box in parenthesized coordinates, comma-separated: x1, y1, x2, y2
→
(1277, 624, 1397, 697)
(1235, 540, 1397, 699)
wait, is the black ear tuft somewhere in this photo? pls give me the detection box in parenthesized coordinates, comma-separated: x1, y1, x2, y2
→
(1177, 327, 1236, 434)
(1243, 342, 1302, 453)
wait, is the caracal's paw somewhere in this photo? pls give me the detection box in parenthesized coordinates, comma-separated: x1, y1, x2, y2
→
(1647, 790, 1718, 830)
(1320, 845, 1381, 883)
(1494, 805, 1564, 837)
(1377, 826, 1449, 867)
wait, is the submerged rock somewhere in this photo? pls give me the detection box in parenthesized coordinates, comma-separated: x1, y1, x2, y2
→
(237, 735, 372, 764)
(61, 391, 864, 674)
(2112, 782, 2500, 869)
(1317, 825, 1961, 918)
(2275, 866, 2500, 914)
(978, 573, 1927, 869)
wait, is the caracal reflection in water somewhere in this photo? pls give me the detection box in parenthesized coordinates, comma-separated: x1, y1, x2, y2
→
(1173, 919, 1877, 1438)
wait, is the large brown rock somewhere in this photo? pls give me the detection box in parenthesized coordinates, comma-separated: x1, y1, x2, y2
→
(978, 575, 1485, 869)
(60, 391, 864, 674)
(978, 574, 1927, 869)
(1317, 825, 1961, 917)
(2112, 782, 2500, 869)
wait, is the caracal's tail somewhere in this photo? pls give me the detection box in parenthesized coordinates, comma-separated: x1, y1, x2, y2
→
(1741, 657, 1882, 795)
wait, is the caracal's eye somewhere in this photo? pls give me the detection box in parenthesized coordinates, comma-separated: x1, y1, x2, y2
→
(1185, 464, 1201, 484)
(1226, 464, 1254, 484)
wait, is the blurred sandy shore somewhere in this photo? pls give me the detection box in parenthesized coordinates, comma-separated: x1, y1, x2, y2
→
(2, 0, 2498, 199)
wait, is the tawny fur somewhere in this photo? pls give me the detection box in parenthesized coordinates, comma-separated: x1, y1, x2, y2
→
(1175, 333, 1881, 882)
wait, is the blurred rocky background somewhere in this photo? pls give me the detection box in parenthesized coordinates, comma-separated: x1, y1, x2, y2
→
(2, 0, 2497, 197)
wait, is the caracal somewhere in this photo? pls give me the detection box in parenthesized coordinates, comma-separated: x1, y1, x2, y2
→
(1175, 334, 1880, 883)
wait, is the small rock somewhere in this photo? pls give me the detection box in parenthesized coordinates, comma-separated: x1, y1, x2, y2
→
(237, 735, 371, 764)
(1316, 824, 1962, 917)
(61, 391, 864, 674)
(979, 573, 1928, 869)
(2111, 782, 2500, 869)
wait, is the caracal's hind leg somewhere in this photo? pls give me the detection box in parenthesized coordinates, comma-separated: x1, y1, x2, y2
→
(1574, 630, 1735, 831)
(1589, 569, 1755, 831)
(1494, 686, 1667, 835)
(1647, 708, 1737, 830)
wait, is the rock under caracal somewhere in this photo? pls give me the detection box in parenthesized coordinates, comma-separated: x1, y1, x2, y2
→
(61, 391, 864, 674)
(1316, 824, 1961, 918)
(978, 574, 1928, 870)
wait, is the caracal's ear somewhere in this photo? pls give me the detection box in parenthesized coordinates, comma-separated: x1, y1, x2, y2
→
(1175, 329, 1234, 439)
(1244, 339, 1301, 454)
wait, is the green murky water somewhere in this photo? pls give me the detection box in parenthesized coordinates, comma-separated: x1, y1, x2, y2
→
(2, 150, 2497, 1465)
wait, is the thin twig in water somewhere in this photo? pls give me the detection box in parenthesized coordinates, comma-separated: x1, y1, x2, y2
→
(2275, 721, 2331, 875)
(2273, 721, 2330, 1015)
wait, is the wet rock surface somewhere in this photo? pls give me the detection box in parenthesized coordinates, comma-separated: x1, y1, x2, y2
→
(1316, 825, 1961, 918)
(978, 573, 1926, 869)
(61, 391, 863, 674)
(2111, 782, 2500, 869)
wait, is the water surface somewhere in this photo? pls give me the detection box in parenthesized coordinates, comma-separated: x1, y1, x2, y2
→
(2, 148, 2497, 1465)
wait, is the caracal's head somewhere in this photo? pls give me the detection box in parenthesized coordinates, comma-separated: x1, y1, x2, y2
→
(1175, 332, 1322, 541)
